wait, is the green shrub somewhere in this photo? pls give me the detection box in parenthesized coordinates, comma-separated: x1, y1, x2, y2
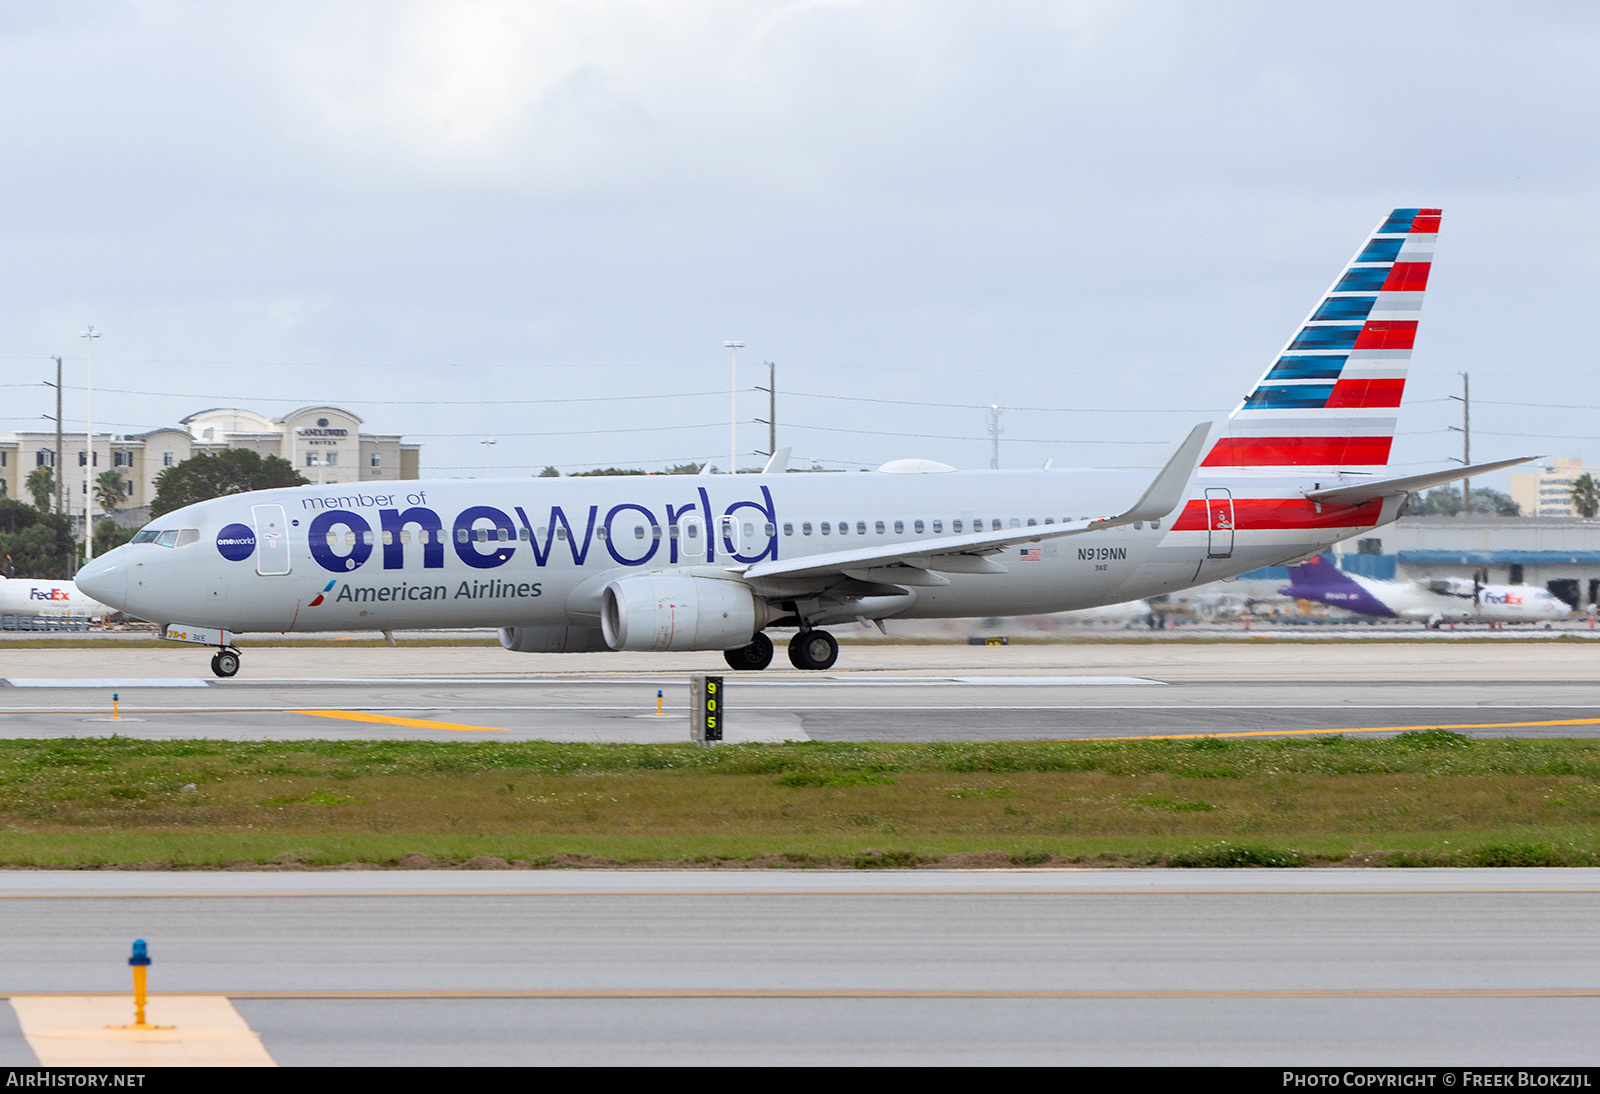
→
(1166, 841, 1304, 868)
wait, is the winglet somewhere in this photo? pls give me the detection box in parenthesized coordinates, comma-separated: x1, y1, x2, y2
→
(698, 460, 715, 477)
(761, 447, 791, 474)
(1092, 422, 1211, 528)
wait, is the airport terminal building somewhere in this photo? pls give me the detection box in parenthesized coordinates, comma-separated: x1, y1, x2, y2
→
(0, 405, 421, 519)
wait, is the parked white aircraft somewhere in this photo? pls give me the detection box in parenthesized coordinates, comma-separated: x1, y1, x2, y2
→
(76, 208, 1534, 677)
(1281, 555, 1570, 626)
(0, 577, 109, 619)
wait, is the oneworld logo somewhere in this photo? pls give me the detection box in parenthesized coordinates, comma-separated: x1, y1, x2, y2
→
(216, 524, 256, 562)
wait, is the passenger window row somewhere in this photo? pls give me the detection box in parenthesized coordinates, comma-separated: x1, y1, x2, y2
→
(134, 514, 1163, 553)
(776, 518, 1161, 536)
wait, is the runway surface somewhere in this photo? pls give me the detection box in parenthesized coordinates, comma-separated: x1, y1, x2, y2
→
(1, 869, 1597, 1066)
(4, 643, 1600, 741)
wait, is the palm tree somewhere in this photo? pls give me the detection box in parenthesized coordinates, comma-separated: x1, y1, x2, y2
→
(95, 470, 126, 515)
(1572, 473, 1600, 519)
(25, 467, 54, 512)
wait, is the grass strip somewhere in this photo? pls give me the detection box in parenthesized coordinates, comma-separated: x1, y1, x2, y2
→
(0, 732, 1597, 868)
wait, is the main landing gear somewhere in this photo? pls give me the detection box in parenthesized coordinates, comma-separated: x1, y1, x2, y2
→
(721, 629, 840, 671)
(210, 647, 241, 678)
(787, 629, 838, 671)
(723, 632, 775, 671)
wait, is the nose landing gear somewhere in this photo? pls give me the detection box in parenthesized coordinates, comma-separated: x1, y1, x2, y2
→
(210, 647, 241, 678)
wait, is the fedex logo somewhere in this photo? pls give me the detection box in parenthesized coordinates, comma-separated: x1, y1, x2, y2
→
(1483, 592, 1523, 606)
(29, 587, 70, 601)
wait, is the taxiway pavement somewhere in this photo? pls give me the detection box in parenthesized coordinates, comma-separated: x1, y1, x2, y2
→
(1, 869, 1596, 1066)
(3, 643, 1600, 741)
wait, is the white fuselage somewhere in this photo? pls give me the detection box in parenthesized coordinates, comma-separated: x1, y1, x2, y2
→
(0, 577, 109, 619)
(78, 465, 1400, 636)
(1342, 573, 1571, 623)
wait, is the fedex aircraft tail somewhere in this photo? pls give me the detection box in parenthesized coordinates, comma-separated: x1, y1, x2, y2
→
(1204, 208, 1439, 472)
(1279, 555, 1397, 617)
(1283, 554, 1360, 590)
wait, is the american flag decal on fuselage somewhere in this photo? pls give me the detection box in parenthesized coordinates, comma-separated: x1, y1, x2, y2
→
(1202, 208, 1439, 470)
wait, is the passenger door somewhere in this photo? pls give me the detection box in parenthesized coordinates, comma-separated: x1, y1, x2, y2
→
(252, 504, 292, 576)
(1204, 488, 1235, 559)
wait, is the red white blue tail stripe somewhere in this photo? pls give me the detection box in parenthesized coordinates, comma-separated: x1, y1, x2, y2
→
(1203, 208, 1439, 469)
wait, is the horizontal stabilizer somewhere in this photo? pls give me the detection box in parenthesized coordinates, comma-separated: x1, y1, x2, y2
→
(1305, 456, 1539, 506)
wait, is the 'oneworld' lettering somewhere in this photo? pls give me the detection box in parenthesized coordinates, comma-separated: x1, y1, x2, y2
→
(304, 490, 781, 575)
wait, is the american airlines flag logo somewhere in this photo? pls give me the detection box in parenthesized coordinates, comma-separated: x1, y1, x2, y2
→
(1019, 548, 1042, 561)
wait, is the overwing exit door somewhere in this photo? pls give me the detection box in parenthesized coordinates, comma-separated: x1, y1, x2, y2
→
(677, 514, 706, 563)
(1204, 488, 1235, 558)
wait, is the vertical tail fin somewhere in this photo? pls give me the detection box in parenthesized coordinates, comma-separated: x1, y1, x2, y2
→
(1203, 208, 1439, 471)
(1283, 555, 1359, 589)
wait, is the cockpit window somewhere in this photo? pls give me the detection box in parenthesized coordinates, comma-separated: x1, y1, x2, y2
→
(154, 530, 179, 547)
(130, 528, 160, 544)
(175, 529, 200, 547)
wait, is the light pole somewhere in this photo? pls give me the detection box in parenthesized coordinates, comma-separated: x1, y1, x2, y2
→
(723, 341, 744, 474)
(987, 405, 1003, 470)
(79, 326, 100, 565)
(42, 356, 63, 515)
(479, 438, 496, 479)
(754, 361, 776, 458)
(1449, 372, 1471, 514)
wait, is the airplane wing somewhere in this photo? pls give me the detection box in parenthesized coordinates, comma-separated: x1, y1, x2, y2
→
(740, 423, 1210, 584)
(1304, 456, 1539, 506)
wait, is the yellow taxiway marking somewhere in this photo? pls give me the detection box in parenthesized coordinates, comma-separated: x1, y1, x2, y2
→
(1069, 717, 1600, 743)
(290, 709, 509, 732)
(10, 995, 275, 1067)
(9, 989, 1600, 1001)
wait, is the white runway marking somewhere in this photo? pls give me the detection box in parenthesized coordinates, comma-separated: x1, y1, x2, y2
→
(3, 678, 214, 688)
(6, 674, 1166, 687)
(945, 676, 1164, 686)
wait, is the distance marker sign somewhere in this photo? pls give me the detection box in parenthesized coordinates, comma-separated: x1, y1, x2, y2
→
(690, 675, 724, 743)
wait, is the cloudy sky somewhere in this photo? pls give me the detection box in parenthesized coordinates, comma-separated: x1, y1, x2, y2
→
(1, 1, 1596, 485)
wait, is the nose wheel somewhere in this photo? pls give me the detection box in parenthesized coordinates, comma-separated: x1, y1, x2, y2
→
(210, 648, 241, 678)
(787, 630, 838, 670)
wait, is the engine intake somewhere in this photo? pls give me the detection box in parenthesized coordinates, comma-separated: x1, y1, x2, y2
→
(600, 575, 758, 652)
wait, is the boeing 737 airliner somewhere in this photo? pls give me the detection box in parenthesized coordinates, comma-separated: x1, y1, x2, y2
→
(77, 208, 1534, 676)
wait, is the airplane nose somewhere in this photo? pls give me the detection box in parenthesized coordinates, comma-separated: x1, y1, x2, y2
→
(76, 550, 128, 609)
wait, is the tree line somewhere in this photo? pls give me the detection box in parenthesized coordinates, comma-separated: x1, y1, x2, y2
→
(3, 451, 305, 579)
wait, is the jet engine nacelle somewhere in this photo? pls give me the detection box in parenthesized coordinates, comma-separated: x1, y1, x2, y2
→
(600, 575, 757, 652)
(497, 625, 611, 653)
